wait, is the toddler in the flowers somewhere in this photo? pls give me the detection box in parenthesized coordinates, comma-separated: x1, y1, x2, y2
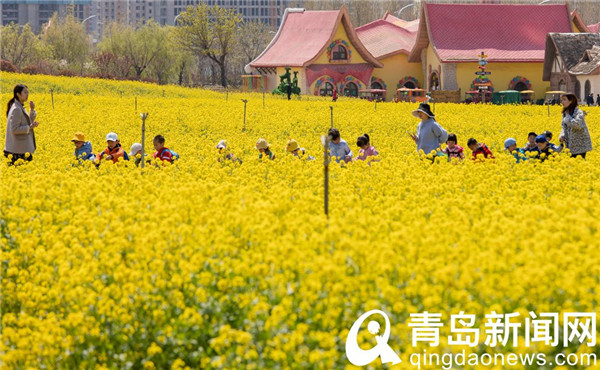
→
(354, 134, 379, 162)
(441, 133, 464, 161)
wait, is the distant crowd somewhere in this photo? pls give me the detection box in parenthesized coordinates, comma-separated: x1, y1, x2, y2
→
(3, 84, 594, 166)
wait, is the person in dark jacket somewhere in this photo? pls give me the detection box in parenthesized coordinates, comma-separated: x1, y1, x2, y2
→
(522, 132, 540, 154)
(535, 134, 557, 162)
(586, 94, 594, 106)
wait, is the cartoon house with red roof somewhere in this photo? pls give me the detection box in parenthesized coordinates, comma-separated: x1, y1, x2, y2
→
(356, 12, 422, 101)
(245, 7, 383, 98)
(408, 3, 588, 100)
(543, 33, 600, 102)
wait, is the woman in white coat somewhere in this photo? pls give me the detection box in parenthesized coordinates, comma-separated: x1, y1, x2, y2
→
(4, 84, 39, 164)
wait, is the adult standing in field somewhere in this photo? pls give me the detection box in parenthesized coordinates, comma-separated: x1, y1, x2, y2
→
(4, 84, 39, 164)
(559, 93, 593, 159)
(408, 103, 448, 156)
(586, 94, 594, 106)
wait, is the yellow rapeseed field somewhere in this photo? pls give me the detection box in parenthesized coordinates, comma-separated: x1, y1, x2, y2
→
(1, 73, 599, 369)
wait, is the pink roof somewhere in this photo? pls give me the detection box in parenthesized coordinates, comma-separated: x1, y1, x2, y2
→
(588, 23, 600, 34)
(382, 12, 420, 33)
(410, 4, 573, 63)
(249, 8, 382, 69)
(356, 18, 417, 59)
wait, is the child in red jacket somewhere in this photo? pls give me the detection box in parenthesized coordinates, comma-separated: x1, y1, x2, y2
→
(152, 135, 174, 163)
(467, 137, 494, 160)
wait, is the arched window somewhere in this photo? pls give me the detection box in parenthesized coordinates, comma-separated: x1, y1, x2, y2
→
(514, 81, 528, 91)
(320, 82, 334, 96)
(575, 80, 581, 100)
(558, 79, 567, 92)
(429, 72, 440, 91)
(403, 81, 416, 89)
(371, 81, 383, 90)
(344, 82, 358, 97)
(584, 80, 591, 98)
(332, 45, 347, 60)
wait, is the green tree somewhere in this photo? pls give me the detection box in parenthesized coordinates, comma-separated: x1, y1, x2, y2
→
(0, 23, 46, 70)
(175, 3, 242, 87)
(146, 26, 178, 84)
(42, 12, 91, 73)
(100, 21, 168, 80)
(126, 20, 168, 80)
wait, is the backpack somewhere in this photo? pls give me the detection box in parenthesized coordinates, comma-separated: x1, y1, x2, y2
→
(160, 148, 180, 161)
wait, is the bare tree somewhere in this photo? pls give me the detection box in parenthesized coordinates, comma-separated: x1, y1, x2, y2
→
(175, 3, 242, 87)
(238, 21, 273, 64)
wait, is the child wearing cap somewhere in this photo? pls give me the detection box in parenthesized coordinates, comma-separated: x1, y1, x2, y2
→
(328, 128, 353, 163)
(467, 138, 494, 160)
(535, 134, 557, 162)
(98, 132, 128, 163)
(354, 134, 379, 162)
(256, 138, 275, 160)
(441, 133, 464, 161)
(130, 143, 143, 166)
(71, 132, 95, 161)
(286, 139, 315, 160)
(504, 138, 527, 163)
(216, 140, 242, 164)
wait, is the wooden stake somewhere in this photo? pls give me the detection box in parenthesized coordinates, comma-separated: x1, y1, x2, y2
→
(50, 89, 54, 110)
(322, 134, 330, 217)
(329, 105, 334, 129)
(241, 99, 248, 131)
(140, 113, 148, 169)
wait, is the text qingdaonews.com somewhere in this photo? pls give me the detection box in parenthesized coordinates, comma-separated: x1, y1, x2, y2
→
(409, 350, 597, 369)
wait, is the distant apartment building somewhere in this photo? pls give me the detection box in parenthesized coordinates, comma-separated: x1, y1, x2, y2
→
(2, 1, 302, 41)
(1, 1, 92, 33)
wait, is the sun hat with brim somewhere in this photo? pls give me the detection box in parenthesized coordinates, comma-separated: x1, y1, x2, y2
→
(504, 138, 517, 150)
(535, 135, 548, 143)
(286, 139, 299, 152)
(216, 140, 227, 149)
(255, 138, 269, 150)
(129, 143, 142, 156)
(412, 103, 435, 118)
(72, 132, 85, 142)
(106, 132, 118, 141)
